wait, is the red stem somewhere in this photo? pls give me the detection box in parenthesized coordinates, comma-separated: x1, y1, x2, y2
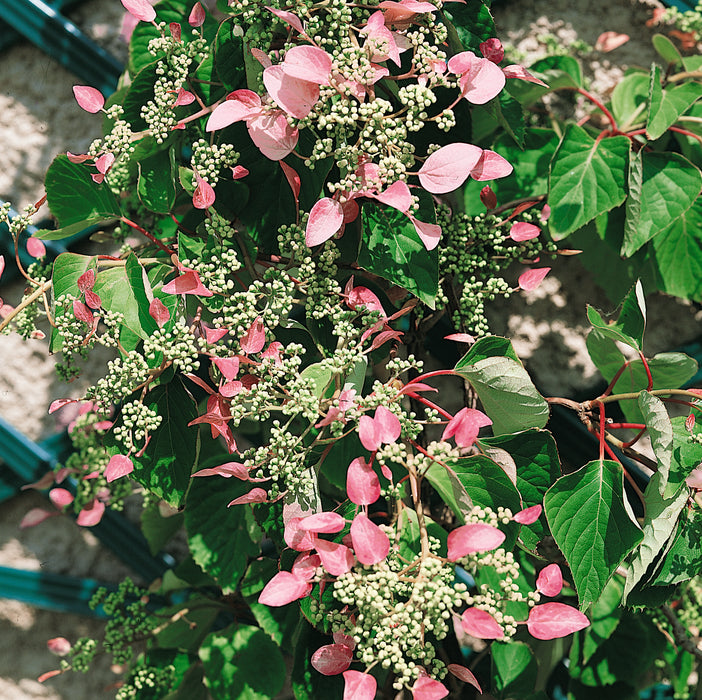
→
(607, 423, 646, 430)
(407, 394, 453, 421)
(639, 351, 653, 391)
(120, 216, 174, 256)
(621, 427, 647, 449)
(669, 126, 702, 145)
(602, 360, 631, 398)
(598, 401, 606, 463)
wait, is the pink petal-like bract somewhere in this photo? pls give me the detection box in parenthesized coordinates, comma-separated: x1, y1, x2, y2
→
(279, 161, 301, 202)
(447, 522, 505, 561)
(38, 670, 63, 683)
(536, 563, 564, 597)
(343, 670, 377, 700)
(240, 316, 266, 354)
(26, 237, 46, 259)
(193, 175, 215, 209)
(192, 461, 249, 479)
(169, 22, 181, 41)
(48, 398, 79, 414)
(479, 38, 505, 63)
(346, 457, 381, 505)
(502, 64, 549, 88)
(73, 299, 94, 324)
(345, 281, 386, 315)
(314, 538, 355, 576)
(206, 98, 259, 132)
(513, 504, 542, 524)
(247, 111, 299, 160)
(49, 488, 74, 508)
(283, 45, 332, 85)
(470, 149, 513, 181)
(20, 508, 55, 529)
(72, 85, 105, 113)
(376, 405, 402, 443)
(77, 268, 95, 292)
(358, 414, 380, 452)
(188, 1, 205, 26)
(291, 552, 322, 580)
(444, 333, 475, 344)
(311, 644, 353, 676)
(66, 151, 92, 163)
(480, 185, 497, 210)
(518, 267, 551, 291)
(174, 88, 196, 106)
(258, 570, 311, 606)
(230, 165, 249, 179)
(686, 468, 702, 489)
(510, 222, 540, 242)
(105, 454, 134, 483)
(410, 217, 442, 251)
(462, 607, 504, 639)
(418, 143, 483, 194)
(84, 289, 101, 309)
(449, 51, 505, 104)
(373, 180, 412, 212)
(442, 407, 492, 448)
(284, 516, 316, 551)
(526, 603, 589, 640)
(0, 255, 4, 281)
(350, 512, 390, 565)
(148, 298, 170, 328)
(447, 664, 482, 693)
(95, 152, 115, 175)
(213, 356, 240, 381)
(266, 6, 306, 35)
(47, 637, 72, 657)
(76, 498, 106, 527)
(298, 511, 346, 533)
(227, 487, 268, 506)
(263, 65, 320, 119)
(595, 31, 630, 52)
(121, 0, 156, 22)
(305, 197, 344, 246)
(162, 270, 213, 297)
(412, 675, 449, 700)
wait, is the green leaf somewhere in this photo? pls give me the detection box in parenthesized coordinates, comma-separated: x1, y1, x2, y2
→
(141, 502, 185, 556)
(455, 357, 549, 435)
(544, 460, 643, 609)
(573, 611, 666, 688)
(622, 472, 688, 602)
(651, 33, 683, 67)
(138, 148, 177, 214)
(472, 91, 526, 148)
(638, 392, 673, 493)
(359, 199, 438, 308)
(246, 601, 300, 652)
(650, 507, 702, 585)
(531, 55, 582, 88)
(548, 125, 629, 238)
(610, 71, 649, 129)
(44, 155, 120, 228)
(398, 507, 447, 561)
(664, 415, 702, 499)
(119, 381, 199, 507)
(455, 335, 520, 366)
(199, 624, 285, 700)
(478, 430, 561, 549)
(34, 217, 116, 241)
(651, 197, 702, 301)
(622, 150, 702, 256)
(185, 472, 261, 593)
(164, 663, 208, 700)
(423, 462, 473, 524)
(298, 362, 333, 399)
(442, 455, 523, 537)
(93, 263, 153, 341)
(647, 65, 702, 140)
(579, 575, 625, 665)
(585, 280, 646, 351)
(491, 128, 560, 202)
(443, 2, 496, 53)
(214, 18, 246, 91)
(491, 641, 537, 699)
(156, 598, 219, 651)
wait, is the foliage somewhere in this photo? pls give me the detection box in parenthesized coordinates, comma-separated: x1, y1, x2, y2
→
(3, 0, 702, 699)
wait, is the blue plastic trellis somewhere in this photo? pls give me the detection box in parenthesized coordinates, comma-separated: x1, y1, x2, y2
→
(0, 0, 122, 97)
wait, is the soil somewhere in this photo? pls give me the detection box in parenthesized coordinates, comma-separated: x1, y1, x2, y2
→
(1, 0, 700, 698)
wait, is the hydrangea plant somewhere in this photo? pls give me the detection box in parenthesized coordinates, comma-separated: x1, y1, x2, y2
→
(4, 0, 702, 698)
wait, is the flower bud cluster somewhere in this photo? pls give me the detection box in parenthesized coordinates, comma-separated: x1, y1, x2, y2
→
(113, 400, 162, 453)
(181, 249, 242, 295)
(142, 319, 205, 373)
(85, 352, 151, 409)
(190, 138, 240, 187)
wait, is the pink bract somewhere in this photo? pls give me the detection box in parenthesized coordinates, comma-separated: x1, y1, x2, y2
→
(305, 197, 344, 246)
(526, 602, 589, 640)
(343, 670, 377, 700)
(418, 143, 483, 194)
(412, 675, 449, 700)
(461, 607, 504, 639)
(518, 267, 551, 291)
(105, 454, 134, 483)
(121, 0, 156, 22)
(447, 522, 505, 561)
(346, 457, 381, 505)
(350, 512, 390, 564)
(536, 563, 564, 597)
(72, 85, 105, 113)
(258, 570, 311, 606)
(310, 643, 353, 676)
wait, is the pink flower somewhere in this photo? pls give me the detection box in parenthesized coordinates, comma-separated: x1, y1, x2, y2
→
(441, 407, 491, 448)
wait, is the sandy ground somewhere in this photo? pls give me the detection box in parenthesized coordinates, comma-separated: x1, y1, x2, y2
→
(0, 0, 700, 698)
